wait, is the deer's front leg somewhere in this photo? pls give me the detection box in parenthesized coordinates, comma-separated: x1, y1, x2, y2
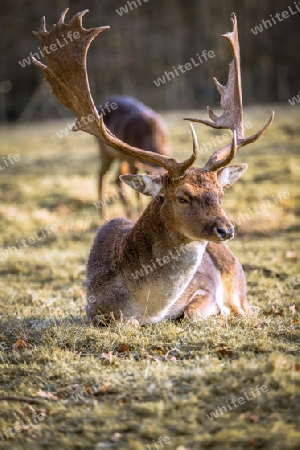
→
(184, 291, 220, 318)
(224, 291, 252, 315)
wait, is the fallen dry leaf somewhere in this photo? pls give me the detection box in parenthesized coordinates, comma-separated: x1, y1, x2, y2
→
(263, 306, 284, 316)
(253, 322, 267, 329)
(216, 346, 233, 356)
(99, 351, 114, 364)
(153, 348, 163, 355)
(85, 386, 94, 395)
(117, 343, 130, 353)
(243, 413, 260, 422)
(216, 346, 237, 359)
(93, 383, 110, 397)
(12, 340, 32, 351)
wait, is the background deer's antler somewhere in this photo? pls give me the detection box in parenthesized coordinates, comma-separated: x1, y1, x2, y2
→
(185, 13, 274, 172)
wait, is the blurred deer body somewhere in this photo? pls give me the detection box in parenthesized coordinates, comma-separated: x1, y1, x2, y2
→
(32, 10, 274, 324)
(97, 95, 170, 216)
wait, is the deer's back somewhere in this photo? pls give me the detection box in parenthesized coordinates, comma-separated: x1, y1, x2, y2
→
(86, 217, 136, 319)
(87, 217, 134, 283)
(98, 95, 170, 160)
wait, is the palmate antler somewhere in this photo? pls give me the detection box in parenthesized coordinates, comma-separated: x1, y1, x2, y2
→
(32, 9, 108, 137)
(185, 13, 274, 171)
(32, 8, 199, 179)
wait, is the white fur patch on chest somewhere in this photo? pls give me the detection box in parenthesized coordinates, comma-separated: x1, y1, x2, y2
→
(214, 272, 230, 316)
(147, 241, 207, 322)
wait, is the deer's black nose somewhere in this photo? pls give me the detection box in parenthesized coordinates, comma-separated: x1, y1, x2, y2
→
(216, 227, 234, 240)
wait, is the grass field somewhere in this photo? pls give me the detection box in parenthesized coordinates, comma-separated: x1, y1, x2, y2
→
(0, 106, 299, 450)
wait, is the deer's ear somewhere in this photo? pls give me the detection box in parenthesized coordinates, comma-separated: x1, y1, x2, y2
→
(217, 164, 248, 189)
(120, 174, 164, 197)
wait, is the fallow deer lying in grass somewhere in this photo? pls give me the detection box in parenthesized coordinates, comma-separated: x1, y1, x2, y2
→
(32, 10, 274, 324)
(97, 95, 170, 218)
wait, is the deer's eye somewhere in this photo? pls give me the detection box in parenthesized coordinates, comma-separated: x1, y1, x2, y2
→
(177, 196, 189, 204)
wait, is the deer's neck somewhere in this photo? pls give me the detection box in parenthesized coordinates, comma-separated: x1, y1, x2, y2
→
(121, 197, 207, 322)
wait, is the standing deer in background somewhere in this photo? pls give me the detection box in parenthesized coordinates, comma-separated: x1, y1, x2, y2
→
(97, 95, 170, 218)
(32, 10, 274, 324)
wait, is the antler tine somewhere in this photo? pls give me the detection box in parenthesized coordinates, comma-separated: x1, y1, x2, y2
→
(170, 123, 199, 178)
(185, 13, 274, 172)
(36, 16, 47, 34)
(99, 116, 198, 178)
(204, 130, 237, 171)
(57, 8, 69, 25)
(179, 123, 199, 173)
(69, 9, 90, 28)
(240, 111, 275, 146)
(189, 123, 199, 158)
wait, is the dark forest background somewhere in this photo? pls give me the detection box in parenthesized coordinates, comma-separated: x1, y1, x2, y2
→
(0, 0, 299, 122)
